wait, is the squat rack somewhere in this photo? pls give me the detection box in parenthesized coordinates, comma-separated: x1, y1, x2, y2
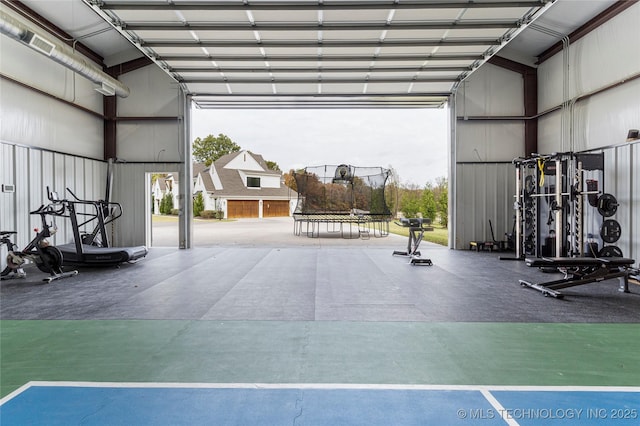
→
(512, 151, 606, 259)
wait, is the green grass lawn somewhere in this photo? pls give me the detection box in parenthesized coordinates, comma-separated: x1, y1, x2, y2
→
(388, 220, 448, 246)
(152, 214, 448, 246)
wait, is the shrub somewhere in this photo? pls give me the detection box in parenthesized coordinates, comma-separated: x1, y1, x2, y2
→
(193, 192, 205, 217)
(170, 208, 179, 215)
(159, 193, 174, 214)
(200, 210, 216, 219)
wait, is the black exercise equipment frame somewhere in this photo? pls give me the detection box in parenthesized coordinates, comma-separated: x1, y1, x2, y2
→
(519, 257, 634, 299)
(392, 218, 433, 266)
(1, 195, 78, 283)
(511, 152, 608, 260)
(46, 187, 148, 267)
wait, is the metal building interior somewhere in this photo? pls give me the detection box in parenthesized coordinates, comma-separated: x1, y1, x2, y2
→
(1, 0, 639, 424)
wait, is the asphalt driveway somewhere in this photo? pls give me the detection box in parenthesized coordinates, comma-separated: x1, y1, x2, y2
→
(152, 216, 407, 248)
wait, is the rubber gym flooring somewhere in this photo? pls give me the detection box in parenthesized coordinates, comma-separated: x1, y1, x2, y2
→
(1, 222, 639, 424)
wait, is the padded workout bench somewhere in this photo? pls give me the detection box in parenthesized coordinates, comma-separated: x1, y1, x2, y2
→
(520, 257, 636, 298)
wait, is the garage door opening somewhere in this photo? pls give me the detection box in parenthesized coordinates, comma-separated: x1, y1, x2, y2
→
(187, 107, 450, 246)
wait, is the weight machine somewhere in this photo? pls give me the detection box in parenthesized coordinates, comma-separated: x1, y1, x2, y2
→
(512, 152, 623, 260)
(511, 151, 634, 297)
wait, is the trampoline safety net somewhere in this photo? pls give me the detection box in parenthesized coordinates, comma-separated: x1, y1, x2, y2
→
(293, 165, 391, 216)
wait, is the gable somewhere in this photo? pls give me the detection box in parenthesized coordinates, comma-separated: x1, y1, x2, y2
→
(224, 151, 264, 172)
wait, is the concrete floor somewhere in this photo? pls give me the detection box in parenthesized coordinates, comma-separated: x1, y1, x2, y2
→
(2, 217, 640, 404)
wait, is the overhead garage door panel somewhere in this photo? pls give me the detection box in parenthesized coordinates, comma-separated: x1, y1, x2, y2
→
(228, 200, 259, 218)
(263, 200, 290, 217)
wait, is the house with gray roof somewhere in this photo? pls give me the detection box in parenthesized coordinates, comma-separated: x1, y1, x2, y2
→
(193, 150, 296, 219)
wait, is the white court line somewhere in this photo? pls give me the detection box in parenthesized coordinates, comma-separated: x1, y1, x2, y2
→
(481, 389, 521, 426)
(2, 381, 639, 399)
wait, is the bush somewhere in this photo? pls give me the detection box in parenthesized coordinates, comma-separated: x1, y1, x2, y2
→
(193, 192, 205, 217)
(199, 209, 225, 220)
(170, 209, 179, 215)
(159, 193, 174, 214)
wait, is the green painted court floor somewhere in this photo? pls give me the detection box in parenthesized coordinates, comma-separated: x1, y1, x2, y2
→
(2, 320, 639, 399)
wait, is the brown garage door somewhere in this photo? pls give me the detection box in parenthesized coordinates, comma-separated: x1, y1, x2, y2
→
(227, 200, 259, 218)
(263, 200, 290, 217)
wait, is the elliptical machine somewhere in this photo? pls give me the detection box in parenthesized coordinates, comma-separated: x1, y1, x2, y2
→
(1, 191, 78, 283)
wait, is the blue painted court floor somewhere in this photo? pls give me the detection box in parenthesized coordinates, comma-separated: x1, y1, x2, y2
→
(0, 383, 638, 425)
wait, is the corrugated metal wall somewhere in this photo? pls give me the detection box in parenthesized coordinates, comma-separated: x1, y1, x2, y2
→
(533, 3, 639, 263)
(602, 142, 639, 263)
(0, 141, 106, 270)
(453, 3, 640, 262)
(454, 162, 515, 249)
(453, 64, 524, 249)
(110, 162, 185, 248)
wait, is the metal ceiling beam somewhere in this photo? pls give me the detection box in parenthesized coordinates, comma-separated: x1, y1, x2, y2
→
(100, 1, 548, 12)
(159, 54, 483, 62)
(190, 93, 450, 107)
(180, 76, 458, 83)
(192, 93, 450, 99)
(171, 66, 470, 73)
(144, 39, 500, 48)
(124, 21, 519, 32)
(193, 104, 446, 109)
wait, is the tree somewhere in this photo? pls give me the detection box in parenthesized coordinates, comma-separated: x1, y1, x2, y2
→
(265, 160, 281, 171)
(283, 169, 298, 191)
(192, 134, 241, 166)
(420, 187, 437, 222)
(193, 192, 205, 217)
(159, 193, 174, 214)
(399, 184, 421, 218)
(437, 185, 448, 227)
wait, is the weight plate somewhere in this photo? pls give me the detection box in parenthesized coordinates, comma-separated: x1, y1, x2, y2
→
(597, 193, 618, 217)
(600, 219, 621, 243)
(598, 245, 623, 257)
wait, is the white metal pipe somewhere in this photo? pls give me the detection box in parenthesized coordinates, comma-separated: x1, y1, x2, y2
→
(0, 9, 130, 98)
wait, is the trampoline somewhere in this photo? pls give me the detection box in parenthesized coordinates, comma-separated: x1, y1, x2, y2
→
(292, 164, 392, 238)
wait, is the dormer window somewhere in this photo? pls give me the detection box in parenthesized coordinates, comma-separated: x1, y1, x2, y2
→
(247, 177, 260, 188)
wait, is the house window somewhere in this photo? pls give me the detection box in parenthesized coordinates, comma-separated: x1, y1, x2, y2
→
(247, 177, 261, 188)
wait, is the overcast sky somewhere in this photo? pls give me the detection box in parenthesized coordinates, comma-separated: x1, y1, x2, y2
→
(192, 108, 449, 186)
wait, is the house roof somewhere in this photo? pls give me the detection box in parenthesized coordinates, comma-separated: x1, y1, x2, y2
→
(193, 162, 208, 177)
(199, 168, 216, 193)
(202, 151, 293, 199)
(216, 150, 281, 176)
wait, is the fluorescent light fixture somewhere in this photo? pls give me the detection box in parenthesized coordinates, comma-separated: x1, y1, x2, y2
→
(94, 81, 116, 96)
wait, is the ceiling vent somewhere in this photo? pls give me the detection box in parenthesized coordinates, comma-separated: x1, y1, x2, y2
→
(27, 32, 55, 56)
(94, 81, 116, 96)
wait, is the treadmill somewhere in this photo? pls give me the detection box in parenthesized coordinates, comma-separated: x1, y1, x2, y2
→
(51, 188, 148, 266)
